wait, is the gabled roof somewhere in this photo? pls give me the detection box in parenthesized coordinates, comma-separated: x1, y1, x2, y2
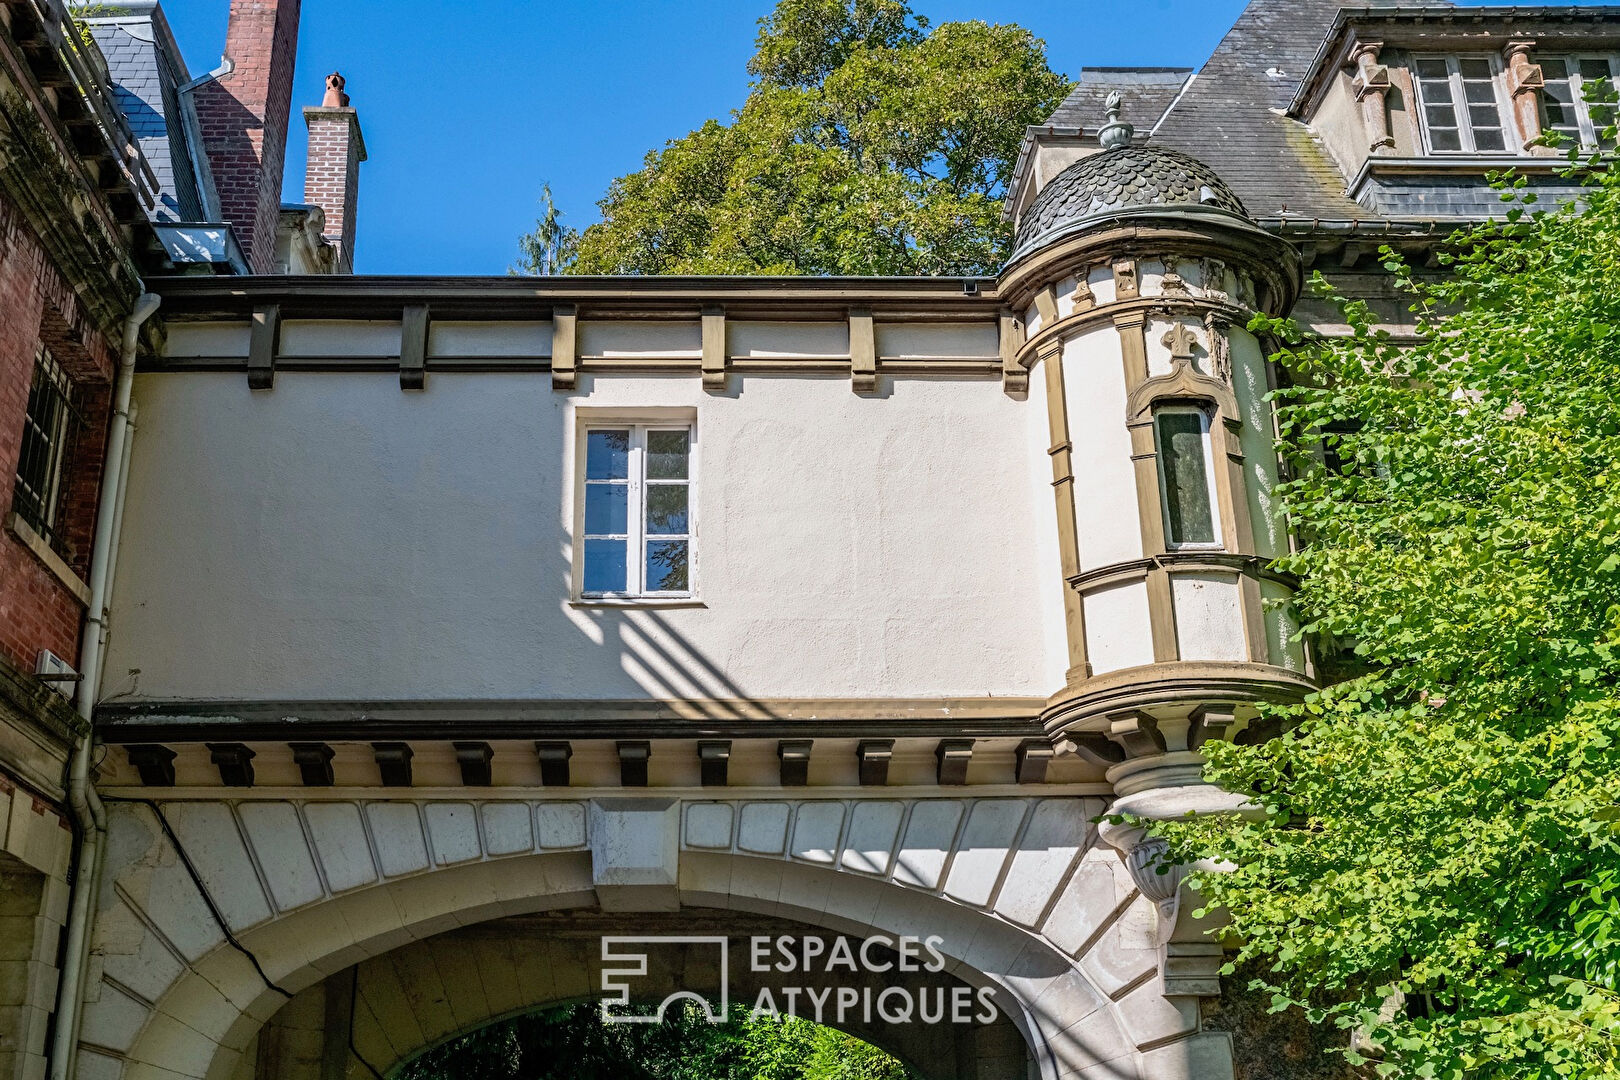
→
(1150, 0, 1378, 222)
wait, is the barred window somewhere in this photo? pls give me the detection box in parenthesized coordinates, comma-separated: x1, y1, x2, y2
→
(12, 343, 77, 549)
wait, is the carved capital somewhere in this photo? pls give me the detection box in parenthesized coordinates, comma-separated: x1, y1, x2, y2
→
(1504, 41, 1544, 95)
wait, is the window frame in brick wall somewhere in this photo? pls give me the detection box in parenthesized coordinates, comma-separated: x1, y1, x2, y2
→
(573, 419, 696, 603)
(11, 341, 81, 556)
(1411, 54, 1515, 154)
(1536, 54, 1620, 149)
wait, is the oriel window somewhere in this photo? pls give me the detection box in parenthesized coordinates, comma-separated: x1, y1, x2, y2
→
(580, 424, 692, 598)
(12, 343, 77, 551)
(1154, 407, 1222, 549)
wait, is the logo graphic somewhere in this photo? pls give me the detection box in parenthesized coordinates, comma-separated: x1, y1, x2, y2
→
(600, 936, 730, 1024)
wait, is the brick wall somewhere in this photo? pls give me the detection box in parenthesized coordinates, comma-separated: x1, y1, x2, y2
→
(193, 0, 302, 274)
(0, 191, 115, 673)
(303, 106, 364, 273)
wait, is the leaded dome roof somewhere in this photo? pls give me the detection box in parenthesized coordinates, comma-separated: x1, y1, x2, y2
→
(1009, 144, 1250, 264)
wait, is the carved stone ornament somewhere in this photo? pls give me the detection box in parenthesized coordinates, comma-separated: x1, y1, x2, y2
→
(1201, 258, 1229, 302)
(1160, 256, 1189, 294)
(1071, 271, 1096, 313)
(1204, 312, 1233, 384)
(1161, 320, 1202, 365)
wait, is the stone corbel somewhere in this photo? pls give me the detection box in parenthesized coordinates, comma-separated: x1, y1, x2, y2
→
(1503, 42, 1547, 152)
(1349, 40, 1395, 154)
(1098, 782, 1256, 987)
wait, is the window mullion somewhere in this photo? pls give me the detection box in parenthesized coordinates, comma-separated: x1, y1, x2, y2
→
(629, 426, 646, 596)
(1449, 62, 1474, 152)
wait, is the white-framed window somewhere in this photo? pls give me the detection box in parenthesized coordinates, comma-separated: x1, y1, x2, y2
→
(1412, 55, 1512, 152)
(1153, 406, 1222, 550)
(1538, 55, 1620, 148)
(578, 422, 693, 598)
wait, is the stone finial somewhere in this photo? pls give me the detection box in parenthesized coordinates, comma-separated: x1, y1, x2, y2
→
(322, 71, 350, 108)
(1098, 89, 1134, 150)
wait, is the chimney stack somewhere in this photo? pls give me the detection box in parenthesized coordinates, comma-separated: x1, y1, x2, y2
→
(193, 0, 302, 274)
(302, 72, 366, 274)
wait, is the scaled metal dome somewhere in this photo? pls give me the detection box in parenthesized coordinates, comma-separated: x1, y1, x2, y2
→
(1008, 95, 1249, 265)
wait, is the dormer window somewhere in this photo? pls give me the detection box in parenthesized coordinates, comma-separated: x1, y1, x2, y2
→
(1413, 56, 1510, 153)
(1538, 56, 1619, 149)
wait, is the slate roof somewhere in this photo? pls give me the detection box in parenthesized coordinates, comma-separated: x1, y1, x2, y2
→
(1011, 145, 1249, 262)
(1046, 68, 1192, 132)
(1148, 0, 1378, 222)
(88, 8, 209, 223)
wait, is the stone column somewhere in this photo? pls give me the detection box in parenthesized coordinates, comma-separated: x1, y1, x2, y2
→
(1504, 42, 1548, 153)
(1350, 40, 1395, 154)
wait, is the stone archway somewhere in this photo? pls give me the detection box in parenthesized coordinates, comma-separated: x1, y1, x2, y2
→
(254, 910, 1032, 1080)
(79, 795, 1231, 1080)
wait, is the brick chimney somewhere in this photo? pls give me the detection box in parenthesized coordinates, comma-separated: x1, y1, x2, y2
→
(302, 72, 366, 274)
(193, 0, 302, 274)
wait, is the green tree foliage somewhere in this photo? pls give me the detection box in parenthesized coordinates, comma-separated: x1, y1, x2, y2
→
(395, 1002, 914, 1080)
(511, 183, 578, 276)
(1158, 145, 1620, 1078)
(552, 0, 1070, 275)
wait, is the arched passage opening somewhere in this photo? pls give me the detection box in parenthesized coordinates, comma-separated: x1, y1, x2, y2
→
(82, 797, 1227, 1080)
(253, 909, 1029, 1080)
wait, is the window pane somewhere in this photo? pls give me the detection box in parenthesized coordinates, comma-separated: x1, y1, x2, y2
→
(647, 430, 690, 479)
(583, 539, 627, 593)
(1157, 412, 1216, 546)
(1472, 126, 1506, 151)
(1462, 78, 1496, 104)
(1458, 58, 1493, 80)
(585, 429, 630, 480)
(584, 483, 628, 535)
(645, 484, 688, 535)
(1579, 58, 1612, 82)
(645, 540, 690, 592)
(1414, 58, 1450, 80)
(1428, 127, 1462, 151)
(1424, 103, 1458, 127)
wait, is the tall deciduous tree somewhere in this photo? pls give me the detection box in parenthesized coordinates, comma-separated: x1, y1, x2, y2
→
(1159, 149, 1620, 1079)
(548, 0, 1069, 275)
(511, 183, 578, 276)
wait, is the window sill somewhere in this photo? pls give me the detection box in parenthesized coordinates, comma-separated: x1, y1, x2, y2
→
(570, 598, 707, 610)
(6, 512, 91, 606)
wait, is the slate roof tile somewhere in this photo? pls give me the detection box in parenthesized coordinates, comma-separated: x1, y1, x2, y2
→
(1147, 0, 1381, 221)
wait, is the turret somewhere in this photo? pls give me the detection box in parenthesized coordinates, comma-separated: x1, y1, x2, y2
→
(1002, 95, 1311, 814)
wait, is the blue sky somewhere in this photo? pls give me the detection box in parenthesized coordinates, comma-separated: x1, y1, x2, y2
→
(156, 0, 1578, 275)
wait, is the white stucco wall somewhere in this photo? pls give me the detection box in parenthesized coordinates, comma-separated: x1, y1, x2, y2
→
(1059, 326, 1142, 572)
(105, 371, 1068, 702)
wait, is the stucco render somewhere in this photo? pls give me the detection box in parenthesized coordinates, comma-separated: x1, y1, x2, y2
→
(104, 369, 1068, 703)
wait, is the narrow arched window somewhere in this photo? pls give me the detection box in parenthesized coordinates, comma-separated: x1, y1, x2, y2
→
(1153, 406, 1222, 549)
